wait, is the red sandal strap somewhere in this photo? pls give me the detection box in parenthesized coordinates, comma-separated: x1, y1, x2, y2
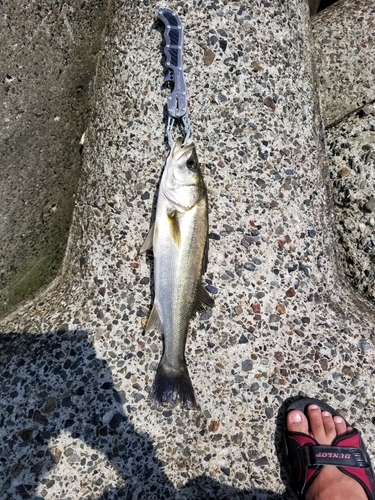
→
(286, 432, 321, 494)
(287, 429, 375, 499)
(335, 430, 375, 500)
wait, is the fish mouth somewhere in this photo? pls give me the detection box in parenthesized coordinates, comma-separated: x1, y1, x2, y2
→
(172, 137, 195, 161)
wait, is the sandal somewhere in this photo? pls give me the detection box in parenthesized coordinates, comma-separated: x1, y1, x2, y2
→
(283, 397, 375, 499)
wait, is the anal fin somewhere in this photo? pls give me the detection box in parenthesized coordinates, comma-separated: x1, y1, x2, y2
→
(145, 304, 163, 334)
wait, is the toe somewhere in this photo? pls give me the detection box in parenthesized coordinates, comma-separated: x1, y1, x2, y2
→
(307, 404, 333, 444)
(287, 410, 309, 434)
(321, 411, 337, 440)
(333, 415, 350, 437)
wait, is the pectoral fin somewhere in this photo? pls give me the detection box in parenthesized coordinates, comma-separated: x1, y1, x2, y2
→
(140, 223, 155, 254)
(145, 304, 163, 334)
(167, 211, 181, 247)
(197, 285, 214, 310)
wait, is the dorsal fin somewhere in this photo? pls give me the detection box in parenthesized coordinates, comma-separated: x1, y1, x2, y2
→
(202, 236, 209, 274)
(139, 223, 155, 254)
(196, 285, 214, 310)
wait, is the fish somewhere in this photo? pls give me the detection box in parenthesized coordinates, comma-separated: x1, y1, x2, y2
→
(140, 138, 214, 407)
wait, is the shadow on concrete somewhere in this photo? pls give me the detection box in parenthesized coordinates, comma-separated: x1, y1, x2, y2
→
(317, 0, 338, 12)
(0, 330, 289, 499)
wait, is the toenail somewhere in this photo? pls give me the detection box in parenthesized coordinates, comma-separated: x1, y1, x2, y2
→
(290, 412, 302, 423)
(322, 411, 331, 417)
(309, 404, 318, 410)
(334, 416, 343, 424)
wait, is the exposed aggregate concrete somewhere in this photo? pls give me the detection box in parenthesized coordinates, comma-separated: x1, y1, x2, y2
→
(0, 0, 109, 314)
(313, 0, 375, 307)
(0, 1, 374, 499)
(312, 0, 375, 126)
(326, 104, 375, 304)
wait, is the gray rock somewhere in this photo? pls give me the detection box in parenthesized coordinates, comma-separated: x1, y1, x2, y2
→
(241, 360, 253, 372)
(364, 198, 375, 213)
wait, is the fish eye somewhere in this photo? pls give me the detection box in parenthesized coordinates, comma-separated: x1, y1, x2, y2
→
(187, 159, 197, 170)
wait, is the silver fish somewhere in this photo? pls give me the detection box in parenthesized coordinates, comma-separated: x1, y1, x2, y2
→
(140, 138, 214, 407)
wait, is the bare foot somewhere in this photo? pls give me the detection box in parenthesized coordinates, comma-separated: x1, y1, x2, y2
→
(287, 404, 368, 500)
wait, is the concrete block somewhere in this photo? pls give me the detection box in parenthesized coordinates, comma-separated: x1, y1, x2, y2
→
(0, 0, 108, 314)
(312, 0, 375, 126)
(0, 1, 374, 498)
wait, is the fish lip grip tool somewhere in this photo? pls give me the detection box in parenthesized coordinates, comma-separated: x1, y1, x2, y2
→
(155, 7, 191, 146)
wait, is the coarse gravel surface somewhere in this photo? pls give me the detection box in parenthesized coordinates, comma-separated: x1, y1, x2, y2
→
(326, 104, 375, 305)
(1, 1, 374, 500)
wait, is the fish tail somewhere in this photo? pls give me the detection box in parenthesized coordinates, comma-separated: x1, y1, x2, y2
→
(149, 358, 196, 408)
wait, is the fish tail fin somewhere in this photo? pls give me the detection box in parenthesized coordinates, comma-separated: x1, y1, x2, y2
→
(149, 358, 196, 408)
